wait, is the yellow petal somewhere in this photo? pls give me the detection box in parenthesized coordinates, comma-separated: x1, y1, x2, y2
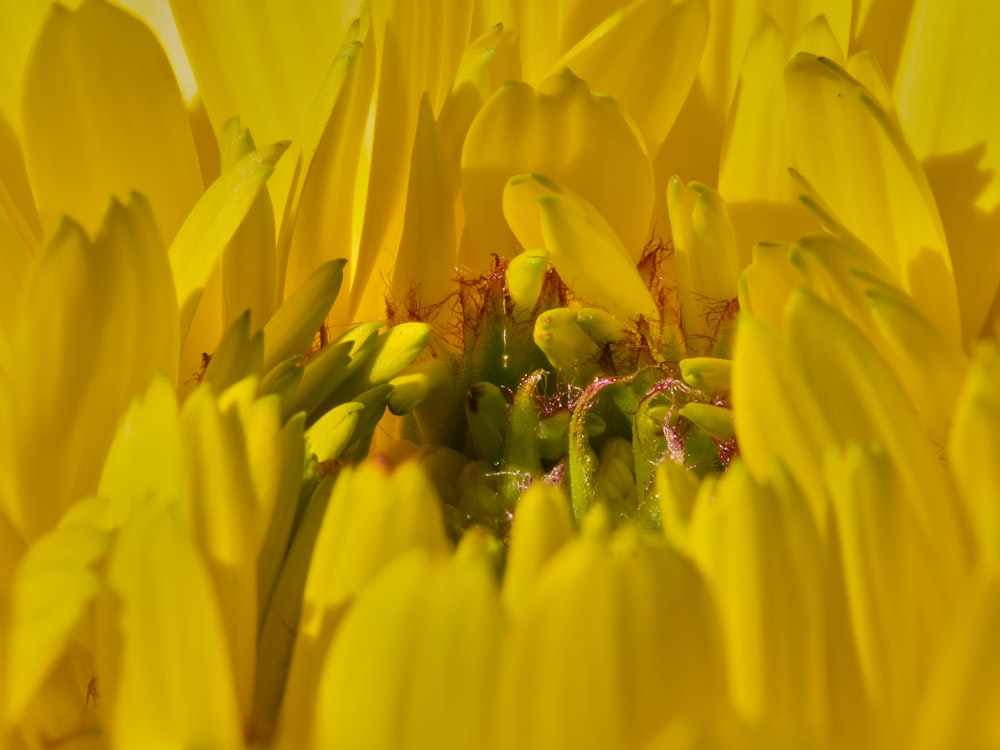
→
(170, 139, 289, 339)
(391, 94, 457, 307)
(279, 20, 373, 311)
(179, 384, 260, 722)
(4, 521, 107, 725)
(0, 112, 41, 244)
(98, 376, 183, 527)
(825, 442, 951, 744)
(169, 0, 359, 225)
(785, 53, 960, 339)
(316, 538, 503, 750)
(462, 69, 654, 270)
(731, 313, 833, 527)
(698, 0, 851, 111)
(719, 17, 792, 204)
(550, 0, 709, 157)
(505, 174, 656, 321)
(9, 196, 178, 540)
(261, 259, 344, 373)
(690, 461, 827, 735)
(218, 120, 278, 332)
(0, 184, 36, 337)
(737, 242, 801, 333)
(892, 1, 1000, 341)
(98, 505, 243, 748)
(866, 282, 967, 445)
(949, 342, 1000, 565)
(348, 1, 475, 317)
(276, 460, 448, 747)
(785, 289, 966, 572)
(894, 0, 1000, 210)
(908, 570, 1000, 749)
(22, 0, 202, 242)
(502, 481, 574, 621)
(0, 2, 48, 132)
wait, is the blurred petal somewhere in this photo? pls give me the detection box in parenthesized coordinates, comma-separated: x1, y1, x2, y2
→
(4, 522, 107, 726)
(731, 313, 833, 526)
(7, 196, 178, 540)
(690, 462, 826, 735)
(502, 481, 574, 621)
(99, 506, 243, 748)
(276, 461, 448, 748)
(909, 570, 1000, 749)
(315, 538, 502, 750)
(949, 342, 1000, 565)
(22, 0, 202, 242)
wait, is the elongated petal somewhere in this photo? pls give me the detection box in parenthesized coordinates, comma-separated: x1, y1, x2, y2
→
(8, 196, 177, 540)
(0, 186, 36, 337)
(280, 22, 373, 310)
(825, 442, 951, 744)
(719, 17, 791, 204)
(690, 461, 827, 735)
(218, 120, 278, 332)
(785, 53, 960, 339)
(170, 140, 289, 338)
(785, 289, 967, 578)
(462, 70, 654, 270)
(179, 384, 260, 721)
(731, 313, 832, 526)
(349, 1, 474, 316)
(22, 0, 202, 242)
(391, 94, 457, 307)
(502, 481, 574, 621)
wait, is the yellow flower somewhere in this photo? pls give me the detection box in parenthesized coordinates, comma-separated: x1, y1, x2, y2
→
(2, 0, 1000, 748)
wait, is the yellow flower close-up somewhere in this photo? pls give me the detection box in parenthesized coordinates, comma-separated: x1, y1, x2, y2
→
(1, 0, 999, 748)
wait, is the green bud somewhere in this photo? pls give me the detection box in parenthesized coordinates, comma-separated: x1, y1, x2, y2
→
(465, 382, 508, 466)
